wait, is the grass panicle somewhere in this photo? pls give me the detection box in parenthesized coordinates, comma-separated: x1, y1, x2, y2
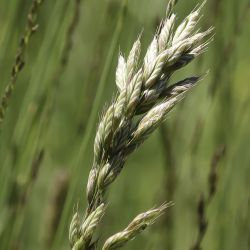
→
(69, 1, 213, 249)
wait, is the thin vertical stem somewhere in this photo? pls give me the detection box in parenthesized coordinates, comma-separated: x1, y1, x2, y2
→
(0, 0, 44, 129)
(191, 145, 225, 250)
(159, 124, 176, 249)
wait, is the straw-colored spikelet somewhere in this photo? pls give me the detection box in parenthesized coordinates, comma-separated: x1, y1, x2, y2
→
(69, 204, 105, 250)
(102, 203, 173, 250)
(70, 1, 212, 249)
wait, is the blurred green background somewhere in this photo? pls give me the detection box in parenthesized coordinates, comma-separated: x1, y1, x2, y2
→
(0, 0, 249, 249)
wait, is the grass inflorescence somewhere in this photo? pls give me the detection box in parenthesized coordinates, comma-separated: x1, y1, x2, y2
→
(69, 1, 213, 249)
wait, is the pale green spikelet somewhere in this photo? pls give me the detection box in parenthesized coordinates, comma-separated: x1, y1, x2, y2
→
(102, 203, 173, 250)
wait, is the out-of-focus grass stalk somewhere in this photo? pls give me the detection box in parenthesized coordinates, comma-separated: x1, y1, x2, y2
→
(51, 2, 128, 249)
(191, 145, 225, 250)
(0, 2, 21, 84)
(0, 147, 44, 249)
(0, 0, 42, 210)
(60, 0, 81, 68)
(159, 124, 176, 249)
(44, 170, 70, 249)
(0, 0, 44, 129)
